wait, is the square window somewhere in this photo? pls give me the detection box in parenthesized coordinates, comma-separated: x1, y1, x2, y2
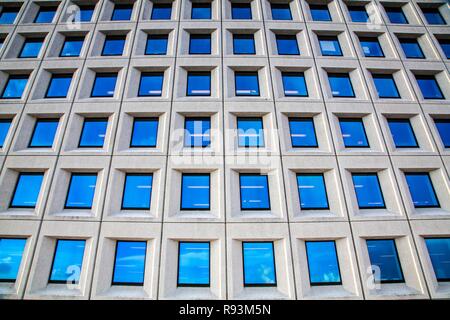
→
(19, 38, 44, 58)
(399, 38, 425, 59)
(0, 119, 12, 147)
(180, 173, 210, 210)
(387, 119, 418, 148)
(0, 238, 26, 282)
(282, 72, 308, 97)
(305, 241, 342, 285)
(271, 3, 292, 20)
(122, 174, 153, 209)
(405, 173, 439, 208)
(79, 118, 108, 148)
(352, 173, 385, 209)
(49, 239, 85, 283)
(438, 39, 450, 59)
(373, 74, 400, 98)
(138, 72, 163, 97)
(309, 4, 331, 22)
(385, 6, 408, 24)
(45, 74, 73, 98)
(425, 238, 450, 282)
(0, 7, 20, 25)
(297, 173, 329, 210)
(145, 34, 168, 55)
(328, 73, 355, 98)
(191, 2, 211, 19)
(189, 34, 211, 54)
(359, 37, 384, 57)
(289, 118, 317, 148)
(339, 118, 369, 148)
(348, 6, 369, 22)
(184, 117, 211, 148)
(415, 75, 444, 100)
(231, 3, 252, 19)
(91, 73, 117, 97)
(34, 6, 57, 23)
(233, 34, 255, 55)
(421, 8, 446, 25)
(29, 118, 59, 148)
(366, 239, 404, 283)
(235, 72, 260, 96)
(237, 117, 264, 148)
(239, 174, 270, 210)
(78, 5, 95, 22)
(186, 71, 211, 96)
(178, 242, 210, 286)
(60, 36, 84, 57)
(242, 242, 276, 286)
(111, 4, 133, 21)
(318, 36, 342, 56)
(102, 36, 126, 56)
(434, 119, 450, 148)
(65, 173, 97, 209)
(276, 34, 300, 55)
(112, 241, 146, 285)
(130, 117, 158, 148)
(151, 3, 172, 20)
(1, 75, 29, 99)
(10, 173, 44, 208)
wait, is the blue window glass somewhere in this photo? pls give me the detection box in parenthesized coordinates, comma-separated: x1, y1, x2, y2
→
(352, 173, 385, 209)
(318, 36, 342, 56)
(178, 242, 210, 286)
(79, 118, 108, 148)
(189, 34, 211, 54)
(242, 242, 276, 286)
(421, 8, 446, 25)
(1, 75, 29, 99)
(387, 119, 418, 148)
(138, 72, 163, 97)
(373, 74, 400, 98)
(130, 117, 158, 148)
(34, 6, 57, 23)
(191, 2, 211, 19)
(0, 238, 26, 282)
(78, 5, 95, 22)
(438, 39, 450, 59)
(405, 173, 439, 208)
(385, 6, 408, 24)
(122, 174, 153, 209)
(237, 117, 264, 148)
(184, 117, 211, 148)
(112, 241, 147, 285)
(65, 173, 97, 209)
(366, 239, 404, 283)
(60, 36, 84, 57)
(329, 73, 355, 98)
(231, 3, 252, 19)
(151, 3, 172, 20)
(271, 3, 292, 20)
(435, 119, 450, 148)
(348, 6, 369, 22)
(306, 241, 341, 285)
(399, 38, 424, 59)
(49, 239, 85, 283)
(276, 34, 300, 55)
(102, 36, 125, 56)
(181, 173, 210, 210)
(145, 34, 168, 55)
(425, 238, 450, 281)
(235, 72, 259, 96)
(187, 72, 211, 96)
(111, 4, 133, 21)
(19, 38, 44, 58)
(233, 34, 255, 54)
(0, 7, 20, 24)
(10, 173, 44, 208)
(0, 119, 12, 147)
(91, 73, 117, 97)
(289, 118, 317, 148)
(239, 174, 270, 210)
(359, 37, 384, 57)
(29, 119, 59, 148)
(45, 74, 72, 98)
(297, 174, 329, 210)
(282, 72, 308, 97)
(310, 4, 331, 22)
(415, 75, 444, 100)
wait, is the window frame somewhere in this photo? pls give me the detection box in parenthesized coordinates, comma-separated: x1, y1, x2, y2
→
(0, 118, 12, 147)
(101, 35, 126, 57)
(234, 71, 260, 96)
(296, 173, 330, 210)
(90, 72, 118, 98)
(239, 173, 271, 211)
(405, 172, 440, 209)
(28, 118, 59, 148)
(275, 34, 300, 55)
(137, 72, 164, 97)
(180, 172, 211, 211)
(184, 116, 211, 148)
(231, 3, 252, 20)
(232, 33, 256, 55)
(78, 117, 108, 148)
(328, 73, 356, 98)
(150, 3, 172, 20)
(18, 38, 44, 58)
(352, 173, 386, 209)
(309, 4, 332, 22)
(0, 6, 20, 25)
(176, 241, 211, 287)
(64, 172, 98, 209)
(359, 36, 385, 58)
(145, 34, 168, 55)
(111, 4, 134, 21)
(305, 240, 342, 286)
(415, 75, 444, 100)
(1, 75, 29, 99)
(188, 33, 212, 55)
(339, 118, 370, 148)
(384, 6, 408, 24)
(236, 116, 265, 148)
(59, 36, 85, 57)
(186, 71, 211, 96)
(399, 38, 425, 59)
(434, 119, 450, 148)
(111, 240, 147, 286)
(120, 173, 154, 210)
(366, 239, 405, 284)
(242, 241, 277, 287)
(288, 117, 318, 148)
(318, 35, 343, 57)
(191, 2, 212, 20)
(270, 3, 292, 21)
(48, 239, 86, 284)
(387, 118, 418, 148)
(34, 6, 57, 24)
(9, 172, 44, 209)
(372, 74, 401, 99)
(129, 117, 159, 148)
(281, 72, 308, 97)
(424, 237, 450, 282)
(44, 74, 73, 99)
(0, 237, 27, 283)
